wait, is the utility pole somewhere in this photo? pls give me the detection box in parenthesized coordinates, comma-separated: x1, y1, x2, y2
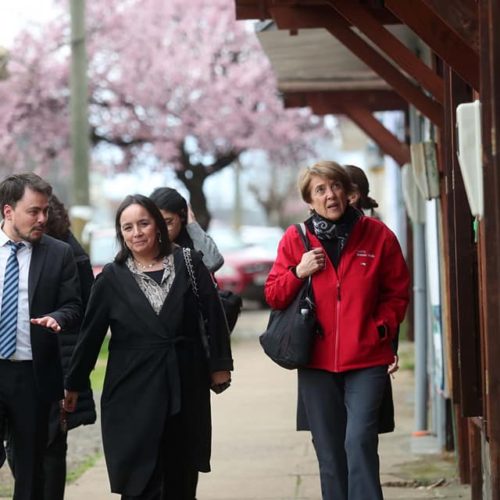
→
(0, 46, 9, 80)
(69, 0, 91, 241)
(233, 158, 242, 232)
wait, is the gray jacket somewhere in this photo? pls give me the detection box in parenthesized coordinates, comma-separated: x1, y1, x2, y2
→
(186, 222, 224, 272)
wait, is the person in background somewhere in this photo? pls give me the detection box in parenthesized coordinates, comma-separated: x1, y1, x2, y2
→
(64, 194, 232, 499)
(149, 187, 224, 273)
(343, 164, 400, 434)
(344, 164, 379, 217)
(344, 163, 401, 358)
(265, 161, 410, 500)
(39, 195, 97, 499)
(0, 173, 82, 500)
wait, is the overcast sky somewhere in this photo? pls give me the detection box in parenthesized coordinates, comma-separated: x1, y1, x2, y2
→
(0, 0, 56, 46)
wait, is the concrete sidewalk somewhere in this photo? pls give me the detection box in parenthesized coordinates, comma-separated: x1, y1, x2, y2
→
(66, 335, 470, 499)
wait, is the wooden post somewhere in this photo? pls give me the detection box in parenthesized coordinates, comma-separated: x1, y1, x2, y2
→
(468, 420, 483, 500)
(478, 0, 500, 497)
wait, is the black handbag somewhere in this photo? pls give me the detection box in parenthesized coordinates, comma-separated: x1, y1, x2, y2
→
(183, 248, 241, 335)
(218, 289, 242, 333)
(259, 224, 320, 370)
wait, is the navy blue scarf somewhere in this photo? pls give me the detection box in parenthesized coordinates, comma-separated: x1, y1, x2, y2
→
(309, 206, 362, 268)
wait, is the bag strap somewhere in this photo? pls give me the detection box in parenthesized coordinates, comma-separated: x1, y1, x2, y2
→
(182, 247, 200, 299)
(182, 247, 211, 357)
(294, 223, 310, 252)
(294, 223, 315, 308)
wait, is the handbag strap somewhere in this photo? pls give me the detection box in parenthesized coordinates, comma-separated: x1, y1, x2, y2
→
(182, 247, 211, 357)
(182, 247, 200, 299)
(294, 223, 310, 252)
(294, 223, 315, 308)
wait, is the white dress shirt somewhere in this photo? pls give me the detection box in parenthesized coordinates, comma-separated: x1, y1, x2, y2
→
(0, 228, 33, 360)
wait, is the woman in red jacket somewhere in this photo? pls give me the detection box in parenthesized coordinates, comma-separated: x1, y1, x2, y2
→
(265, 160, 410, 500)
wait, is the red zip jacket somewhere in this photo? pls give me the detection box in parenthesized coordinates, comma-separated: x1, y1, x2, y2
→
(265, 217, 410, 372)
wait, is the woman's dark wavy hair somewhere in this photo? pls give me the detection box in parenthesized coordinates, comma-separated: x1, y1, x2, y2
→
(149, 187, 188, 224)
(149, 186, 194, 249)
(344, 164, 379, 210)
(46, 194, 71, 240)
(114, 194, 171, 264)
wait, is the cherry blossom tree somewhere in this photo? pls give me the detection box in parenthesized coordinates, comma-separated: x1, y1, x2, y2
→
(0, 0, 326, 227)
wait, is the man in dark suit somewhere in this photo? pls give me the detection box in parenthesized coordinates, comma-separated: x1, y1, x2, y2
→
(0, 173, 82, 500)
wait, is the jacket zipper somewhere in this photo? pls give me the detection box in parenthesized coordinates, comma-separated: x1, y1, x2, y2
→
(335, 264, 341, 372)
(332, 219, 362, 371)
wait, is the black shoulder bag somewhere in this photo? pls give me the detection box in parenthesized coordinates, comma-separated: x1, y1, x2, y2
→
(182, 247, 231, 394)
(259, 224, 320, 370)
(184, 247, 241, 334)
(217, 289, 242, 333)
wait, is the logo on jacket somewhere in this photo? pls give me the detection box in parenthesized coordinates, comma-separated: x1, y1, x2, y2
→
(356, 250, 375, 258)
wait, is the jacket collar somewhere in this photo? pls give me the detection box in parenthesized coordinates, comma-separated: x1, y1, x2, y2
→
(105, 249, 188, 338)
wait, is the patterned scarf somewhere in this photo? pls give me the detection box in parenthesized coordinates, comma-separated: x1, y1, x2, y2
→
(310, 206, 362, 253)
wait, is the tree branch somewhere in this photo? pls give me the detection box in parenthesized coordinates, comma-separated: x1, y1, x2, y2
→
(90, 127, 149, 147)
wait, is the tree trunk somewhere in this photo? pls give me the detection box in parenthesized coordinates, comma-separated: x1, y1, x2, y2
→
(175, 163, 211, 230)
(176, 142, 240, 230)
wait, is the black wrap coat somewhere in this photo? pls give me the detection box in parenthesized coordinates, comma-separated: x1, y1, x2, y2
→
(66, 248, 233, 496)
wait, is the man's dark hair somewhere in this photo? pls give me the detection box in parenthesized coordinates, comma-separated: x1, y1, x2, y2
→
(0, 173, 52, 218)
(114, 194, 171, 264)
(46, 194, 71, 239)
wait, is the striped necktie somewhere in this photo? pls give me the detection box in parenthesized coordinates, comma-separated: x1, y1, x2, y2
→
(0, 241, 24, 358)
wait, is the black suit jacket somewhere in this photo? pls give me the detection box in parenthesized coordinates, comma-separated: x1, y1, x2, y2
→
(28, 234, 82, 402)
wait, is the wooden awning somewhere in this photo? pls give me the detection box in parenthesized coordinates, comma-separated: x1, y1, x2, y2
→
(254, 21, 412, 165)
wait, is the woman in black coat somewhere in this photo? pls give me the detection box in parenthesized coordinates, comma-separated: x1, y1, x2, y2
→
(64, 194, 233, 499)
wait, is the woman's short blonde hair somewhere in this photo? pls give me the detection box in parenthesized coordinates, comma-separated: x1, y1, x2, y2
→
(298, 160, 353, 203)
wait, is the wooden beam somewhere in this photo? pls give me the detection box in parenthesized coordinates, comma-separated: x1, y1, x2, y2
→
(478, 0, 500, 497)
(234, 0, 271, 20)
(438, 134, 458, 402)
(273, 0, 402, 24)
(283, 89, 407, 114)
(385, 0, 480, 90)
(338, 103, 410, 166)
(326, 0, 444, 104)
(270, 5, 444, 127)
(420, 0, 479, 53)
(234, 0, 400, 24)
(439, 67, 461, 406)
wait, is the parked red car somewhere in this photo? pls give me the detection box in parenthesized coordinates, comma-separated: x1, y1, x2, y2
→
(210, 226, 283, 306)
